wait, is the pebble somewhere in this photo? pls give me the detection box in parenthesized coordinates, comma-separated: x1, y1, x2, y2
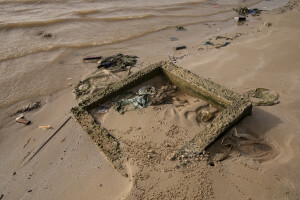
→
(264, 22, 272, 27)
(167, 153, 176, 161)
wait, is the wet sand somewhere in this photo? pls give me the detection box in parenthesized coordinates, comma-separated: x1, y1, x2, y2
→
(0, 0, 300, 199)
(0, 0, 289, 108)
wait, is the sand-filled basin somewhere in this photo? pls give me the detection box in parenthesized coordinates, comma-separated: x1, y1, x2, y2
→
(72, 61, 252, 173)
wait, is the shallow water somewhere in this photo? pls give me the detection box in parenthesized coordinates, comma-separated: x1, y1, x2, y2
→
(0, 0, 262, 61)
(0, 0, 288, 108)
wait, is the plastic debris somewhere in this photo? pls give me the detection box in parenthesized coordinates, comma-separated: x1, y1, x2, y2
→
(138, 86, 156, 96)
(248, 8, 261, 16)
(170, 37, 179, 41)
(233, 7, 261, 16)
(215, 42, 230, 48)
(96, 105, 111, 114)
(39, 125, 51, 129)
(97, 54, 138, 70)
(16, 115, 31, 125)
(174, 46, 186, 50)
(204, 41, 214, 45)
(113, 85, 177, 113)
(113, 86, 156, 114)
(244, 88, 279, 106)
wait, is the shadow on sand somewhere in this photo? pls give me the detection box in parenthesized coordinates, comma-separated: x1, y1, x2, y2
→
(208, 106, 282, 162)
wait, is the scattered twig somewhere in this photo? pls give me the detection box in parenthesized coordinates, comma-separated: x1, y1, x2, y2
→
(173, 46, 186, 50)
(83, 56, 102, 61)
(23, 137, 31, 148)
(23, 116, 72, 165)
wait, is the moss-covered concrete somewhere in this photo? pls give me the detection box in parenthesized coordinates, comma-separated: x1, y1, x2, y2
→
(72, 61, 252, 171)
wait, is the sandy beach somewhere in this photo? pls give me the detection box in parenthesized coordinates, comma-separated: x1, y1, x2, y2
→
(0, 0, 300, 199)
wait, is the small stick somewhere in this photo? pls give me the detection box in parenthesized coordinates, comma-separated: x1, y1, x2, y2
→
(173, 46, 186, 51)
(83, 56, 102, 61)
(23, 116, 71, 165)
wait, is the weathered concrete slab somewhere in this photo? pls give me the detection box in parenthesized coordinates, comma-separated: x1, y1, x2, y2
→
(72, 61, 252, 172)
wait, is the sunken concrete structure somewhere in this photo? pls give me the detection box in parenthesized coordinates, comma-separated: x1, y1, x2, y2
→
(72, 61, 252, 171)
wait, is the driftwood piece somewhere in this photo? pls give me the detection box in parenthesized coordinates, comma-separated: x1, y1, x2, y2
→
(16, 117, 30, 125)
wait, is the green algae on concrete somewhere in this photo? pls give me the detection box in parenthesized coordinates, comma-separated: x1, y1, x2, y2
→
(72, 61, 252, 171)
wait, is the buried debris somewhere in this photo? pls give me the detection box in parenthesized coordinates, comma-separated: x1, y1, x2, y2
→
(113, 86, 156, 114)
(233, 7, 249, 15)
(244, 88, 279, 106)
(233, 7, 261, 16)
(216, 36, 233, 40)
(74, 54, 138, 100)
(16, 115, 31, 125)
(152, 85, 178, 105)
(248, 8, 261, 16)
(215, 42, 230, 48)
(96, 105, 111, 114)
(97, 54, 138, 70)
(112, 84, 178, 114)
(204, 41, 214, 45)
(73, 69, 121, 100)
(198, 110, 214, 122)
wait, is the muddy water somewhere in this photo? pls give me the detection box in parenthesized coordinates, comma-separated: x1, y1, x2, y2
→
(0, 0, 288, 108)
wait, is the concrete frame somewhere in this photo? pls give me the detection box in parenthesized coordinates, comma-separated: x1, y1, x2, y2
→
(72, 61, 252, 169)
